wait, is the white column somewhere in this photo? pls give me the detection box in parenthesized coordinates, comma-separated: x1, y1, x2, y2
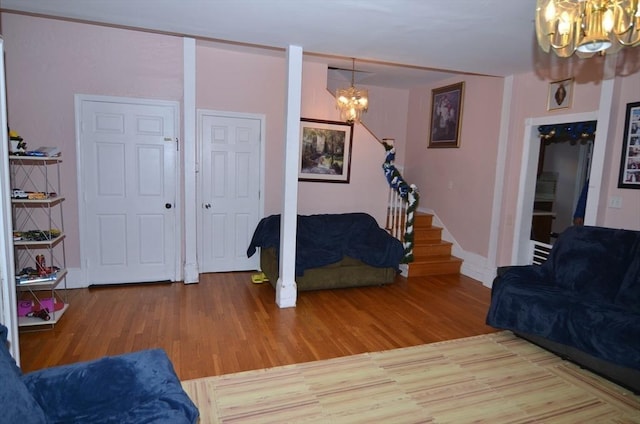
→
(586, 54, 616, 226)
(0, 38, 20, 361)
(487, 75, 513, 285)
(183, 37, 199, 283)
(276, 45, 303, 308)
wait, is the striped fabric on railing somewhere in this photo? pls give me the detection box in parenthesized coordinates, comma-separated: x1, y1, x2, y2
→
(381, 141, 419, 263)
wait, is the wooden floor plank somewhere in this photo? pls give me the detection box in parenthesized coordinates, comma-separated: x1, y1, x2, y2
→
(18, 272, 496, 381)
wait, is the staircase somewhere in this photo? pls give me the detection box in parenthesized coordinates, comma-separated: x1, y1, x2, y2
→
(379, 140, 462, 276)
(405, 213, 462, 277)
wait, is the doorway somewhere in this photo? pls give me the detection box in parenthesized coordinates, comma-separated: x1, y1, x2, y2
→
(532, 121, 595, 244)
(197, 110, 263, 273)
(76, 95, 180, 285)
(512, 111, 601, 265)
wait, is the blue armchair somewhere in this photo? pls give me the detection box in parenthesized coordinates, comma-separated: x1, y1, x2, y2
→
(0, 324, 198, 423)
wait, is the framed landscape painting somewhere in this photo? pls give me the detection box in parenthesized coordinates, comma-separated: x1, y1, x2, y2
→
(429, 82, 464, 148)
(298, 118, 353, 183)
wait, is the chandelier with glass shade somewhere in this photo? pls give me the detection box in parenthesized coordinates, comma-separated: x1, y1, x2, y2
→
(535, 0, 640, 58)
(336, 58, 368, 124)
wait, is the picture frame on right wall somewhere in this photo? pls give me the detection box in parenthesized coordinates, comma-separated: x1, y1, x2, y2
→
(547, 78, 573, 111)
(428, 82, 464, 148)
(618, 101, 640, 189)
(618, 102, 640, 189)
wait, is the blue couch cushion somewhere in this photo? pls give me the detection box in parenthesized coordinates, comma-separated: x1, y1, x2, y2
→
(566, 301, 640, 370)
(0, 324, 47, 424)
(615, 240, 640, 312)
(247, 213, 404, 275)
(23, 348, 198, 424)
(544, 226, 640, 302)
(487, 279, 640, 370)
(488, 276, 575, 340)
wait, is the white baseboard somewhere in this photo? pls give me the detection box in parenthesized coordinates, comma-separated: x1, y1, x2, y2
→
(418, 207, 497, 288)
(64, 267, 86, 289)
(398, 263, 409, 277)
(183, 262, 200, 284)
(63, 267, 194, 289)
(459, 251, 497, 288)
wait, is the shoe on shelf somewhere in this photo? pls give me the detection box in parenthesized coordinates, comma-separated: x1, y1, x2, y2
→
(26, 308, 50, 321)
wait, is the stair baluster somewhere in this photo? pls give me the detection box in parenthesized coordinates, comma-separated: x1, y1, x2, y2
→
(381, 140, 461, 276)
(382, 141, 419, 263)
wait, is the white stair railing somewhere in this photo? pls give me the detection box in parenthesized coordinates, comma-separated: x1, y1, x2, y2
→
(381, 140, 419, 263)
(386, 187, 406, 240)
(530, 240, 553, 265)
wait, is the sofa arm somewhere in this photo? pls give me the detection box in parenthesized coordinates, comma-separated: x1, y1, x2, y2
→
(495, 265, 552, 286)
(495, 266, 511, 278)
(23, 349, 198, 424)
(491, 265, 552, 297)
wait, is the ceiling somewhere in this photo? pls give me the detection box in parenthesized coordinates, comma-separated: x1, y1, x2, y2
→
(0, 0, 548, 88)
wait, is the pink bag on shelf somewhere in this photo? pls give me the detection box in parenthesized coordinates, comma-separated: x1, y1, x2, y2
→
(35, 297, 64, 312)
(18, 300, 33, 316)
(18, 298, 63, 316)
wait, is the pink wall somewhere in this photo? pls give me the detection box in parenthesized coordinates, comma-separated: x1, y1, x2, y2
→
(298, 62, 390, 223)
(3, 11, 639, 279)
(404, 75, 504, 257)
(2, 14, 184, 268)
(196, 43, 393, 224)
(497, 52, 640, 265)
(1, 13, 401, 275)
(600, 66, 640, 228)
(360, 85, 410, 167)
(195, 42, 287, 216)
(403, 58, 639, 266)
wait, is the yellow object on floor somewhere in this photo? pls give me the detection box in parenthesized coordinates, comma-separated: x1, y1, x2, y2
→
(251, 272, 269, 284)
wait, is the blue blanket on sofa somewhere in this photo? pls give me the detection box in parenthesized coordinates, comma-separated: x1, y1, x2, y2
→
(0, 324, 199, 423)
(486, 225, 640, 372)
(247, 213, 404, 275)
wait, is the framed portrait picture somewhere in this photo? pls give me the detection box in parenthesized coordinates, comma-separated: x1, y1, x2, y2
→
(547, 78, 573, 111)
(617, 101, 640, 189)
(429, 82, 464, 148)
(298, 118, 353, 183)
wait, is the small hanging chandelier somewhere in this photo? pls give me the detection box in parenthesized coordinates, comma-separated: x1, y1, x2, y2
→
(535, 0, 640, 58)
(336, 58, 369, 124)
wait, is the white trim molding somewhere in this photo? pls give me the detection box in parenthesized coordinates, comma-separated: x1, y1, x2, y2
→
(420, 207, 495, 287)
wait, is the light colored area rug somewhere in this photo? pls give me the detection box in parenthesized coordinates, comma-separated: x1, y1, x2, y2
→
(182, 331, 640, 423)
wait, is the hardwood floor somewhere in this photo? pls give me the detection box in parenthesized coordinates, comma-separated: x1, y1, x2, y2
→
(18, 272, 497, 381)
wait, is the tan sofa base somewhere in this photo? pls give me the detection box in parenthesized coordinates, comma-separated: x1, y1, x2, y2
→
(260, 247, 397, 291)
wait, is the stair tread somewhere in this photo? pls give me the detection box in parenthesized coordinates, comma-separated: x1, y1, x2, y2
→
(402, 212, 463, 276)
(406, 256, 462, 277)
(413, 240, 452, 247)
(413, 221, 434, 225)
(414, 229, 442, 234)
(413, 214, 434, 225)
(412, 255, 462, 264)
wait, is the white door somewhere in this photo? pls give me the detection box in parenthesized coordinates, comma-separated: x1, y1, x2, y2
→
(78, 97, 178, 284)
(198, 111, 261, 273)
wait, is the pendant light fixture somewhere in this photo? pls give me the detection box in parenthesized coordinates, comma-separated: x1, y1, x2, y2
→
(535, 0, 640, 58)
(335, 58, 369, 124)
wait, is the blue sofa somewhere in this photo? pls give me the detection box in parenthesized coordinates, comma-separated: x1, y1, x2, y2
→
(486, 225, 640, 393)
(247, 213, 403, 291)
(1, 324, 199, 423)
